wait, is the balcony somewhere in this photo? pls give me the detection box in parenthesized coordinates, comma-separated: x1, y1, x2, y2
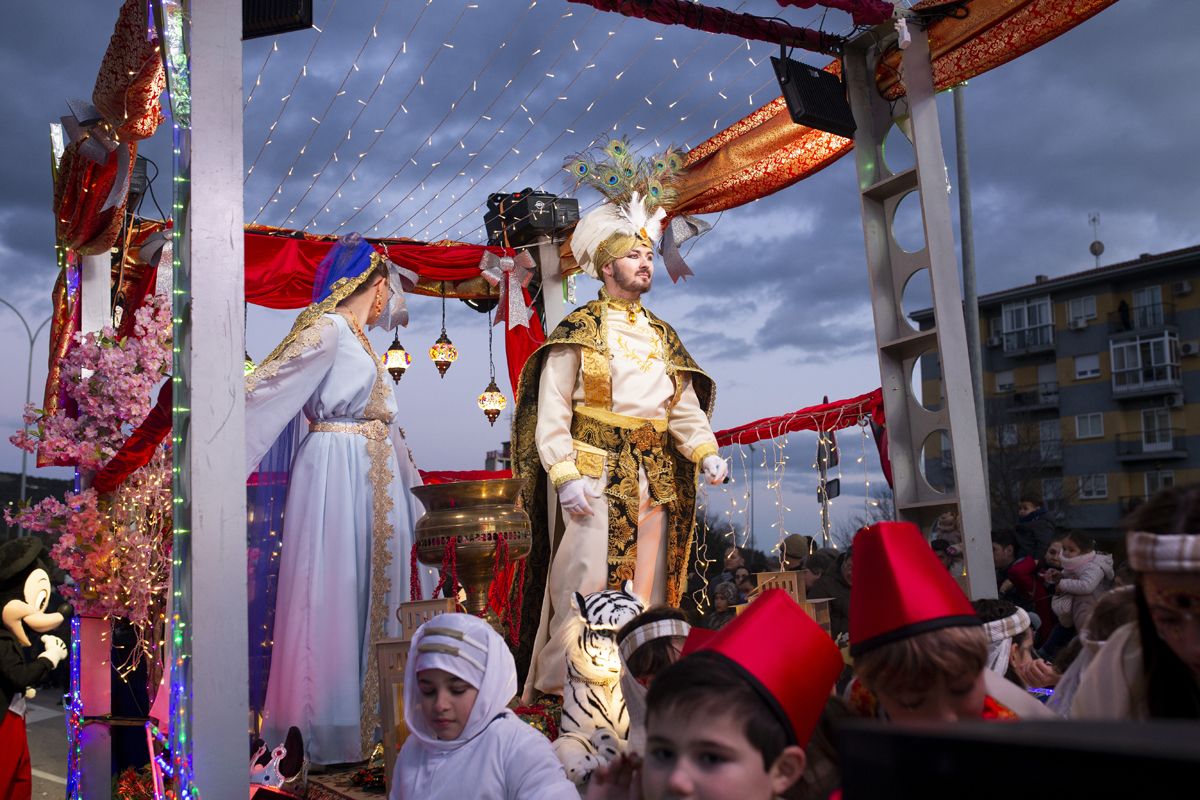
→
(1116, 429, 1187, 461)
(1005, 382, 1059, 413)
(1002, 325, 1055, 356)
(1108, 302, 1176, 336)
(1111, 364, 1182, 398)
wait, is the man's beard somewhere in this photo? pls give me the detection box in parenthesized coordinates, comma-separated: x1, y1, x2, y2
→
(614, 267, 651, 295)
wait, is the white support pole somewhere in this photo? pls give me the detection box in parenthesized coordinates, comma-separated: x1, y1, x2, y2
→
(78, 251, 112, 800)
(902, 29, 994, 598)
(181, 0, 248, 793)
(536, 235, 567, 331)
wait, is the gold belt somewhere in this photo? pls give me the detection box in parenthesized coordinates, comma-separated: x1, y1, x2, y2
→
(309, 419, 389, 441)
(573, 404, 668, 432)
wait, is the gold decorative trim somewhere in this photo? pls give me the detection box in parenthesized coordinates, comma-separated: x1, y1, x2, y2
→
(691, 442, 719, 465)
(549, 460, 582, 487)
(310, 419, 389, 440)
(574, 404, 667, 432)
(360, 432, 396, 757)
(581, 347, 612, 410)
(245, 316, 334, 394)
(575, 450, 605, 478)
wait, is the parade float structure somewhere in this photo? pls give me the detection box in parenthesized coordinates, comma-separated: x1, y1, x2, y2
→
(22, 1, 1118, 795)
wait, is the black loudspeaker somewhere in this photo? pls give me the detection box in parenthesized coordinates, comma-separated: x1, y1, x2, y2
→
(243, 0, 313, 41)
(770, 55, 856, 139)
(484, 189, 580, 247)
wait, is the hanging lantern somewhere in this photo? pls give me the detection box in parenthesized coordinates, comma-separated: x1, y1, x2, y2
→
(429, 283, 458, 378)
(428, 332, 458, 377)
(383, 334, 412, 383)
(244, 352, 256, 376)
(477, 379, 507, 426)
(476, 306, 506, 425)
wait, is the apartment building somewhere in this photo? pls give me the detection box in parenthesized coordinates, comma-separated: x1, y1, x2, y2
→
(914, 244, 1200, 542)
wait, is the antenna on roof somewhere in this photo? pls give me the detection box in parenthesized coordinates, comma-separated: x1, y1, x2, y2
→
(1088, 213, 1104, 268)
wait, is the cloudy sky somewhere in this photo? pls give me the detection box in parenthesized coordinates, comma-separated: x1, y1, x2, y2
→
(1, 0, 1197, 545)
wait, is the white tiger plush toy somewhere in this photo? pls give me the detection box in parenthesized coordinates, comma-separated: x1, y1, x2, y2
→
(553, 582, 644, 785)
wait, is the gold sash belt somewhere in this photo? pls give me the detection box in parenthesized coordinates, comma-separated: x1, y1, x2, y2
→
(309, 419, 389, 441)
(573, 404, 668, 432)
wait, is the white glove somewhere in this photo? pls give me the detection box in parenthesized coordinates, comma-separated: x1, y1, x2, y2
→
(39, 635, 68, 668)
(701, 454, 728, 485)
(558, 478, 602, 518)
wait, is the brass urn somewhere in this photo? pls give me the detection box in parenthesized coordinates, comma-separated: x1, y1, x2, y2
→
(410, 478, 531, 618)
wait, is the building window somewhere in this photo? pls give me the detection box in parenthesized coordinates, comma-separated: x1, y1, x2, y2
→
(999, 424, 1018, 447)
(1132, 286, 1164, 328)
(995, 370, 1015, 393)
(1079, 473, 1108, 500)
(1074, 353, 1101, 379)
(990, 316, 1003, 338)
(1001, 296, 1053, 353)
(1111, 333, 1180, 394)
(1068, 295, 1097, 324)
(1141, 407, 1174, 452)
(1145, 470, 1175, 497)
(1075, 413, 1104, 439)
(1042, 477, 1063, 514)
(1040, 419, 1061, 461)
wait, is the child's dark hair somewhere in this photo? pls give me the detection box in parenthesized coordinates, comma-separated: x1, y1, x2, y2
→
(1122, 484, 1200, 719)
(991, 528, 1017, 550)
(616, 605, 690, 681)
(1063, 530, 1096, 552)
(646, 654, 789, 769)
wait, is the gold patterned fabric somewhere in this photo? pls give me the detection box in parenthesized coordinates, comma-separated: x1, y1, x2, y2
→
(511, 298, 714, 680)
(672, 0, 1118, 217)
(570, 412, 676, 590)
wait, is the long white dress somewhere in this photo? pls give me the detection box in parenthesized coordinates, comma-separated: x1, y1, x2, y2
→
(247, 311, 434, 765)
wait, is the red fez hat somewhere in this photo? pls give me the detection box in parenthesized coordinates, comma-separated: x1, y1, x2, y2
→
(849, 521, 978, 657)
(679, 589, 842, 746)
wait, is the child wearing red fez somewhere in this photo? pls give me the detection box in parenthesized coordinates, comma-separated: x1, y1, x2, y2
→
(587, 590, 844, 800)
(846, 522, 1053, 722)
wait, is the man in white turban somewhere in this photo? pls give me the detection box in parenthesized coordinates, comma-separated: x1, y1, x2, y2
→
(512, 140, 727, 697)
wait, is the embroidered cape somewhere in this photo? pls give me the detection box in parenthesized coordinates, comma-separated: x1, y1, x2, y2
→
(511, 298, 715, 680)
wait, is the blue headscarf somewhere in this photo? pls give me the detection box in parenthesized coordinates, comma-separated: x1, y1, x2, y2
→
(312, 233, 378, 303)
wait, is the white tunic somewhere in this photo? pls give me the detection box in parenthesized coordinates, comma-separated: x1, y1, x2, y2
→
(247, 312, 433, 764)
(391, 712, 577, 800)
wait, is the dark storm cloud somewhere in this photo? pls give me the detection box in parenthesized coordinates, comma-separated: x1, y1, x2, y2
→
(1, 0, 1198, 479)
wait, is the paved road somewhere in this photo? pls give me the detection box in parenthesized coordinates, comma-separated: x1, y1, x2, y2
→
(24, 692, 69, 797)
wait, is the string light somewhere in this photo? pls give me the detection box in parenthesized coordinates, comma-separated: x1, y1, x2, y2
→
(243, 0, 338, 185)
(323, 0, 555, 233)
(252, 0, 402, 222)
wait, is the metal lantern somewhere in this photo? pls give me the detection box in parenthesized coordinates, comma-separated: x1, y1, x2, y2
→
(429, 284, 458, 378)
(383, 334, 412, 383)
(477, 379, 506, 426)
(428, 332, 458, 377)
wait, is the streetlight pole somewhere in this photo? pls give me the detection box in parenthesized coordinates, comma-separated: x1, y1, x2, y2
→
(0, 298, 52, 531)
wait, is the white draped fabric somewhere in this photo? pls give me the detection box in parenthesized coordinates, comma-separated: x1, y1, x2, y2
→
(247, 311, 434, 765)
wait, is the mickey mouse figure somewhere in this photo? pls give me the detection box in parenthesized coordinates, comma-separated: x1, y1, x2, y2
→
(1, 538, 69, 800)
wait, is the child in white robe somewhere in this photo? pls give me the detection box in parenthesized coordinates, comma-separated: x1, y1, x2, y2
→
(390, 614, 577, 800)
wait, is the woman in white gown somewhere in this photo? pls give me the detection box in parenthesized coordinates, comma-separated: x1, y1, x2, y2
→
(246, 235, 434, 765)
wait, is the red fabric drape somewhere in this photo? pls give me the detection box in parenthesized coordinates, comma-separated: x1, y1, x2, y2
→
(92, 381, 172, 494)
(714, 388, 883, 447)
(569, 0, 842, 55)
(776, 0, 893, 27)
(506, 290, 545, 396)
(244, 231, 516, 308)
(419, 469, 513, 484)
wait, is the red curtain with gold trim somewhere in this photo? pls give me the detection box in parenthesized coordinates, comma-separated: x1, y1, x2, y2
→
(674, 0, 1118, 216)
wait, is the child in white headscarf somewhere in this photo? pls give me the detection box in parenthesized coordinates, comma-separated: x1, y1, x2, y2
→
(390, 613, 577, 800)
